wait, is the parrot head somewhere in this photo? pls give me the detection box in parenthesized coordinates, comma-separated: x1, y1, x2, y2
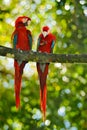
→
(42, 26, 50, 37)
(15, 16, 31, 27)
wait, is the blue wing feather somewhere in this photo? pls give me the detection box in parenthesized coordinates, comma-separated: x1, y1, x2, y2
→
(28, 34, 32, 50)
(51, 40, 55, 53)
(13, 34, 18, 49)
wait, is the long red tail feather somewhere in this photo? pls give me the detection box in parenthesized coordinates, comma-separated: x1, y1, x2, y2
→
(15, 71, 22, 108)
(14, 60, 25, 109)
(37, 63, 49, 121)
(40, 84, 47, 121)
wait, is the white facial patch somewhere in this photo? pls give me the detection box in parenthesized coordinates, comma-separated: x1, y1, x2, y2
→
(22, 18, 28, 23)
(42, 31, 48, 37)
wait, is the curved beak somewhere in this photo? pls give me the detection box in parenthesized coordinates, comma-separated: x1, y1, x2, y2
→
(27, 20, 31, 25)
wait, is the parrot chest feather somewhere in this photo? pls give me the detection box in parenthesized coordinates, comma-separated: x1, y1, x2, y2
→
(40, 63, 46, 73)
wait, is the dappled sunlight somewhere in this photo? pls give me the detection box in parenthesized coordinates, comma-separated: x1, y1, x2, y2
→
(3, 0, 11, 5)
(32, 108, 42, 120)
(83, 8, 87, 16)
(58, 106, 66, 116)
(24, 62, 36, 77)
(80, 0, 86, 5)
(65, 4, 70, 11)
(0, 0, 87, 129)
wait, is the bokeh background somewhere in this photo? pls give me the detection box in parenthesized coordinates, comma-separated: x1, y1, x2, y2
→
(0, 0, 87, 130)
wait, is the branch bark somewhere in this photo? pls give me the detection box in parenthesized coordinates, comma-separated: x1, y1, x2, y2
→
(0, 45, 87, 63)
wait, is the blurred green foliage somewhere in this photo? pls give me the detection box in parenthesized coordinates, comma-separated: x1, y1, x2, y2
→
(0, 0, 87, 129)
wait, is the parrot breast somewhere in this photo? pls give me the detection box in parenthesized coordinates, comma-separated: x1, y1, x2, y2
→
(16, 26, 30, 50)
(38, 33, 56, 53)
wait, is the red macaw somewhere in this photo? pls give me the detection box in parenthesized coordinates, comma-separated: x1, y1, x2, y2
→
(36, 26, 56, 120)
(11, 16, 32, 109)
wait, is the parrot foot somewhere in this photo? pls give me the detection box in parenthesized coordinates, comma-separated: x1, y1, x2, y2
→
(17, 49, 23, 53)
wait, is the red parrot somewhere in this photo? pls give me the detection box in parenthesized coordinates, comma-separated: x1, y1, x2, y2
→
(36, 26, 56, 120)
(11, 16, 32, 109)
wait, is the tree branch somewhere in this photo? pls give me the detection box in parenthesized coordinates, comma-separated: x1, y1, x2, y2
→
(0, 45, 87, 63)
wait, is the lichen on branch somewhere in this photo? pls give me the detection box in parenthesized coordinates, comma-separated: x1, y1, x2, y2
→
(0, 45, 87, 63)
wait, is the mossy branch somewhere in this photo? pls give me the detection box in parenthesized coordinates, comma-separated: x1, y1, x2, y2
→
(0, 45, 87, 63)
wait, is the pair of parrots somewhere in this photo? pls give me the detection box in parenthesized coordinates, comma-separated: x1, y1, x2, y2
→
(11, 16, 56, 120)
